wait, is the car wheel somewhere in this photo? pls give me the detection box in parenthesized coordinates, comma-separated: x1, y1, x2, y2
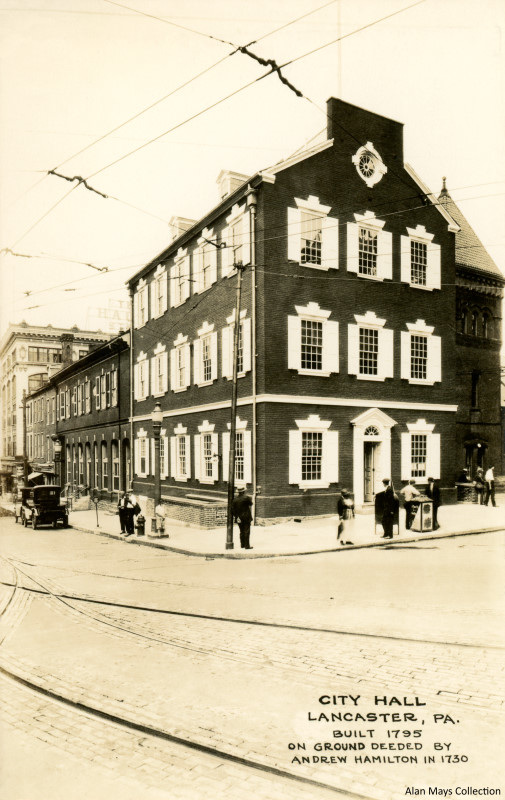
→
(52, 520, 57, 529)
(62, 516, 68, 528)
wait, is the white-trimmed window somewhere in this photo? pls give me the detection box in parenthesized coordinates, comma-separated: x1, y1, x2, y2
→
(288, 414, 338, 489)
(348, 311, 393, 381)
(222, 418, 252, 487)
(151, 344, 168, 396)
(221, 204, 250, 277)
(194, 228, 218, 292)
(287, 195, 338, 270)
(77, 384, 82, 416)
(222, 310, 252, 378)
(85, 379, 91, 413)
(401, 225, 441, 290)
(150, 264, 168, 318)
(101, 442, 108, 490)
(112, 441, 119, 491)
(401, 420, 440, 482)
(135, 428, 150, 478)
(194, 420, 219, 484)
(65, 388, 70, 418)
(288, 302, 339, 376)
(151, 429, 169, 480)
(72, 386, 77, 416)
(134, 352, 149, 401)
(100, 374, 106, 409)
(193, 322, 218, 386)
(347, 212, 392, 281)
(170, 248, 190, 307)
(93, 443, 99, 488)
(133, 279, 148, 328)
(59, 390, 66, 419)
(170, 424, 191, 481)
(401, 319, 441, 385)
(170, 333, 190, 392)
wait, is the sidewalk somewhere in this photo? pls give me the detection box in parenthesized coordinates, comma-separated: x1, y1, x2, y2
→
(66, 499, 504, 557)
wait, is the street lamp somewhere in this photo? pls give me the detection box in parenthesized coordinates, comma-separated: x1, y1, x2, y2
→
(52, 435, 62, 487)
(151, 402, 163, 532)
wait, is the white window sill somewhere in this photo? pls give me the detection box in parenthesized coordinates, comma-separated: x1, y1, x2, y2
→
(298, 481, 330, 489)
(406, 379, 436, 386)
(356, 272, 384, 282)
(199, 478, 216, 485)
(355, 374, 386, 382)
(197, 380, 215, 388)
(174, 476, 189, 482)
(299, 262, 330, 272)
(225, 371, 248, 380)
(152, 391, 166, 398)
(297, 369, 331, 377)
(173, 386, 188, 394)
(408, 282, 434, 292)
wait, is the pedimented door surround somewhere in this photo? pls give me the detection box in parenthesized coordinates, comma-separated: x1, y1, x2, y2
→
(351, 408, 397, 507)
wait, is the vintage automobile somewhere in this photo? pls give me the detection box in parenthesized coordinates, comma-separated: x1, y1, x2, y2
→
(18, 485, 68, 529)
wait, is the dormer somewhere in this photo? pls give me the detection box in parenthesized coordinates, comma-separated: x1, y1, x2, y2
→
(169, 216, 197, 243)
(216, 170, 250, 201)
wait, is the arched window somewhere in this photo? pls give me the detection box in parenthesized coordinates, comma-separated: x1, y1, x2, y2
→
(93, 442, 99, 489)
(470, 310, 478, 336)
(111, 441, 119, 492)
(85, 443, 92, 487)
(481, 311, 491, 339)
(364, 425, 380, 437)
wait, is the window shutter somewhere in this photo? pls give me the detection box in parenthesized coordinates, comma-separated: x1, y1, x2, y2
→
(193, 339, 201, 384)
(170, 348, 177, 390)
(401, 235, 411, 284)
(287, 207, 301, 263)
(151, 357, 156, 395)
(133, 364, 139, 400)
(427, 334, 442, 383)
(427, 433, 441, 479)
(242, 317, 251, 373)
(377, 229, 392, 281)
(321, 215, 338, 270)
(221, 226, 232, 277)
(56, 395, 59, 421)
(133, 292, 140, 328)
(145, 437, 150, 476)
(401, 433, 411, 480)
(194, 248, 202, 294)
(194, 435, 201, 480)
(134, 439, 140, 477)
(94, 378, 100, 410)
(209, 242, 218, 285)
(322, 430, 339, 484)
(161, 274, 168, 314)
(346, 222, 359, 273)
(288, 430, 302, 484)
(183, 343, 191, 388)
(211, 433, 219, 480)
(401, 331, 411, 380)
(287, 315, 301, 370)
(378, 327, 394, 379)
(347, 324, 359, 375)
(427, 243, 441, 290)
(241, 211, 251, 266)
(170, 437, 176, 477)
(150, 281, 157, 318)
(222, 432, 230, 483)
(322, 319, 339, 374)
(151, 439, 155, 477)
(182, 256, 190, 301)
(210, 331, 218, 381)
(162, 351, 168, 393)
(184, 435, 191, 477)
(222, 326, 231, 378)
(163, 436, 169, 478)
(169, 270, 177, 307)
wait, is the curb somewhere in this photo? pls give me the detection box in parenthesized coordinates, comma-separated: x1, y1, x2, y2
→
(66, 521, 504, 559)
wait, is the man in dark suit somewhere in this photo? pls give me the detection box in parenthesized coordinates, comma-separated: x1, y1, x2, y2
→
(232, 486, 253, 549)
(426, 477, 441, 529)
(375, 479, 398, 539)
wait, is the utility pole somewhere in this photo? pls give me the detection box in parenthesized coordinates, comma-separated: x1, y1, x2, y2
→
(226, 261, 245, 550)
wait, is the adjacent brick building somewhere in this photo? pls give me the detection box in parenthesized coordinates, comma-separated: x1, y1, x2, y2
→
(126, 98, 504, 523)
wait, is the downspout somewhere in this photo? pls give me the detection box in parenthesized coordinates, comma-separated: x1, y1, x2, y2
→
(246, 187, 257, 522)
(129, 288, 134, 490)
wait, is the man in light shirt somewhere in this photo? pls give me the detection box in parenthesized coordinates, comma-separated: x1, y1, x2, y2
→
(400, 479, 420, 530)
(484, 466, 496, 507)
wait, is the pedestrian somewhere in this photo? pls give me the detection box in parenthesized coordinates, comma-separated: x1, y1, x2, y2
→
(375, 479, 398, 539)
(456, 467, 471, 483)
(474, 468, 486, 505)
(118, 490, 136, 536)
(337, 488, 355, 545)
(484, 466, 496, 507)
(232, 486, 253, 549)
(400, 479, 420, 530)
(426, 477, 441, 529)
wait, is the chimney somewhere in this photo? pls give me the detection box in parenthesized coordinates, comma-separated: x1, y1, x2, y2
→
(326, 97, 404, 165)
(60, 333, 74, 367)
(216, 170, 250, 201)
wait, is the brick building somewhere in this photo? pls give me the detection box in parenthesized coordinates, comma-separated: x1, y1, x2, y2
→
(0, 322, 107, 495)
(122, 97, 503, 523)
(26, 333, 130, 498)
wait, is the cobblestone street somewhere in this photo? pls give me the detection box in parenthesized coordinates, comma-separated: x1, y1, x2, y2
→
(0, 517, 504, 799)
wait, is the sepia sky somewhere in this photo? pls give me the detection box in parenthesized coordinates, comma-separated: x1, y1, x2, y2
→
(0, 0, 504, 337)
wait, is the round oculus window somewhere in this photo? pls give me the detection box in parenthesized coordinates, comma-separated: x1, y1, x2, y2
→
(352, 142, 387, 187)
(358, 152, 376, 178)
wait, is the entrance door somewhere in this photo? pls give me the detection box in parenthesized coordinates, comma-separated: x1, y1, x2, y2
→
(364, 442, 377, 502)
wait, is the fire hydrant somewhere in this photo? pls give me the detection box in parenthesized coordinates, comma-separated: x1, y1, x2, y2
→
(135, 514, 145, 536)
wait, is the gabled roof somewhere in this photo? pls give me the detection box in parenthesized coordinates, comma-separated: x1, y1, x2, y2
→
(438, 181, 504, 280)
